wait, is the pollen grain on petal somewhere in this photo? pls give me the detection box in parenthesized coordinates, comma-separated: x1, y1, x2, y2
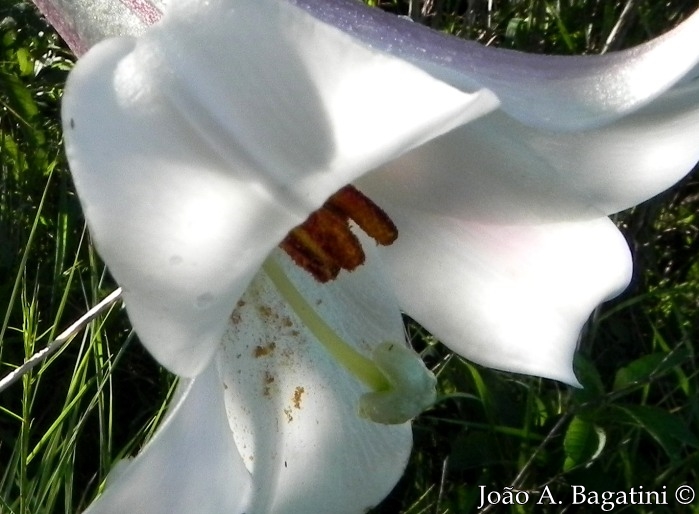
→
(292, 386, 305, 409)
(253, 342, 276, 358)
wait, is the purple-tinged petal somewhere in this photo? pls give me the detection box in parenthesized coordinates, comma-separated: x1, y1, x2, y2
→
(31, 0, 160, 55)
(293, 0, 699, 131)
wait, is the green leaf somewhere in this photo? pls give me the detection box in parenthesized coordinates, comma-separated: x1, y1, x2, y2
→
(15, 47, 34, 76)
(617, 405, 699, 464)
(572, 353, 605, 404)
(563, 416, 606, 471)
(505, 18, 524, 40)
(0, 69, 39, 121)
(613, 349, 690, 391)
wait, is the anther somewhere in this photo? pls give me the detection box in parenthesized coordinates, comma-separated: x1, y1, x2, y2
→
(326, 186, 398, 246)
(279, 232, 340, 283)
(280, 185, 398, 282)
(280, 209, 364, 283)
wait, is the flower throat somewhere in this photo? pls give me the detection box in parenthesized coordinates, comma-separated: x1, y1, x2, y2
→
(264, 186, 435, 425)
(280, 185, 397, 282)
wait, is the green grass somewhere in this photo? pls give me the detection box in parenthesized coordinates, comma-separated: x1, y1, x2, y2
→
(1, 0, 698, 512)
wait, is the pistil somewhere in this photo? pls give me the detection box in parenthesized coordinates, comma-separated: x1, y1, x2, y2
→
(262, 257, 437, 425)
(262, 257, 390, 392)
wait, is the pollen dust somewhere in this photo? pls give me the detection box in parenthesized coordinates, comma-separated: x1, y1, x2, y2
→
(292, 386, 305, 409)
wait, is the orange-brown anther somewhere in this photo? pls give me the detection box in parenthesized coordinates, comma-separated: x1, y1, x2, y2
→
(302, 209, 366, 270)
(326, 186, 398, 245)
(279, 185, 398, 282)
(280, 209, 364, 283)
(280, 231, 341, 283)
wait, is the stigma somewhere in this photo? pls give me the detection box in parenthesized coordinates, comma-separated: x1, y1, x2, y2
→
(280, 186, 397, 282)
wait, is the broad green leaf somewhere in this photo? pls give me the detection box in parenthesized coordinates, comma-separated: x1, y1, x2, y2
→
(15, 47, 34, 76)
(613, 348, 691, 391)
(617, 405, 699, 464)
(573, 354, 605, 393)
(563, 416, 606, 471)
(0, 70, 39, 120)
(572, 353, 605, 406)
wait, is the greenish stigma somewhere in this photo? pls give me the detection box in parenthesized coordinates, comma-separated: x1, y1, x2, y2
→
(262, 257, 437, 425)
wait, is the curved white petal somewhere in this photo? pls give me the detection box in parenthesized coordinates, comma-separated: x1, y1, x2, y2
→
(61, 0, 495, 376)
(218, 250, 412, 513)
(294, 0, 699, 131)
(360, 77, 699, 221)
(84, 363, 252, 514)
(376, 209, 632, 385)
(144, 0, 496, 205)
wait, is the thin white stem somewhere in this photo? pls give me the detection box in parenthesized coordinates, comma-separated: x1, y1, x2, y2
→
(0, 288, 123, 394)
(601, 0, 639, 53)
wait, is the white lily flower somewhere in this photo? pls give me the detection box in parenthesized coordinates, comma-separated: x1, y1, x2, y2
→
(32, 0, 699, 512)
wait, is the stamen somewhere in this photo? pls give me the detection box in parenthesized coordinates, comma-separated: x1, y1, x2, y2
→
(279, 185, 398, 281)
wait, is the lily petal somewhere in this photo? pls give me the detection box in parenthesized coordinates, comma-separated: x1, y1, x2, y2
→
(293, 0, 699, 130)
(61, 0, 497, 376)
(218, 249, 412, 513)
(375, 209, 632, 385)
(38, 0, 699, 133)
(360, 77, 699, 222)
(84, 362, 252, 514)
